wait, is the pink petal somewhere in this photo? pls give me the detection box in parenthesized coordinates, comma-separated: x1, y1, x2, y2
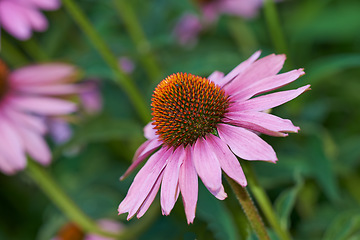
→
(118, 147, 171, 220)
(208, 71, 224, 84)
(193, 137, 222, 193)
(10, 63, 77, 85)
(225, 111, 300, 137)
(17, 126, 51, 165)
(224, 53, 286, 95)
(120, 138, 162, 180)
(231, 68, 305, 101)
(21, 6, 48, 31)
(228, 85, 311, 113)
(219, 51, 261, 87)
(160, 147, 184, 215)
(0, 2, 32, 40)
(206, 134, 247, 186)
(209, 185, 227, 200)
(0, 154, 18, 175)
(137, 170, 164, 218)
(179, 146, 198, 224)
(16, 84, 80, 95)
(27, 0, 61, 10)
(217, 124, 277, 162)
(9, 96, 77, 115)
(144, 122, 157, 140)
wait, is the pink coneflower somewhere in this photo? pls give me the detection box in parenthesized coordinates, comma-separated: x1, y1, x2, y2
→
(0, 59, 79, 174)
(0, 0, 60, 40)
(118, 51, 310, 224)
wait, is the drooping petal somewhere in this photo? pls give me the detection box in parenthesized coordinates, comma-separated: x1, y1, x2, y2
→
(0, 153, 17, 175)
(26, 0, 61, 10)
(9, 96, 77, 115)
(225, 111, 300, 137)
(228, 85, 311, 113)
(144, 122, 157, 140)
(118, 147, 171, 220)
(231, 68, 305, 101)
(208, 71, 224, 84)
(21, 6, 48, 31)
(0, 1, 32, 40)
(224, 53, 286, 95)
(120, 138, 162, 180)
(10, 63, 77, 85)
(137, 170, 165, 218)
(193, 137, 222, 193)
(218, 50, 261, 87)
(161, 147, 184, 215)
(15, 84, 80, 95)
(217, 124, 277, 162)
(206, 134, 247, 186)
(179, 146, 198, 224)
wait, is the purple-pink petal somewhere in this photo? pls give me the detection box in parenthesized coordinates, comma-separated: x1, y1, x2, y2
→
(15, 84, 80, 95)
(160, 147, 184, 215)
(206, 134, 247, 186)
(21, 6, 48, 31)
(217, 123, 277, 162)
(144, 122, 157, 140)
(193, 137, 222, 193)
(179, 146, 198, 224)
(207, 71, 224, 85)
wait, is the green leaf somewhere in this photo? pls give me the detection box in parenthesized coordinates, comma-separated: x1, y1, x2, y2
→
(323, 210, 360, 240)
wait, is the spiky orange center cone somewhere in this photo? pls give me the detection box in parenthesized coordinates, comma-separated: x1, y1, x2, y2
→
(151, 73, 230, 148)
(0, 60, 9, 100)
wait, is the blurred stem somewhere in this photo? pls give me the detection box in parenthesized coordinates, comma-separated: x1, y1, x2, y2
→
(112, 0, 162, 83)
(263, 0, 288, 55)
(0, 37, 29, 67)
(62, 0, 150, 123)
(225, 175, 270, 240)
(22, 38, 48, 61)
(243, 162, 292, 240)
(227, 17, 258, 56)
(26, 160, 121, 239)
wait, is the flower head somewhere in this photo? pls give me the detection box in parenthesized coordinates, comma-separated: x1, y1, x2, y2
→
(118, 51, 310, 224)
(0, 0, 60, 40)
(0, 59, 79, 174)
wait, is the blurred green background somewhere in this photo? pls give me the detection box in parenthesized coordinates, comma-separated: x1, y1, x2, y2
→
(1, 0, 360, 239)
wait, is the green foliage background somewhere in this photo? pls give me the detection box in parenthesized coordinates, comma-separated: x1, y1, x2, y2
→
(1, 0, 360, 239)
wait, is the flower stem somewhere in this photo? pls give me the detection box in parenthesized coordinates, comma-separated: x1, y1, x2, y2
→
(225, 175, 270, 240)
(26, 160, 120, 239)
(263, 0, 288, 55)
(243, 162, 292, 240)
(112, 0, 162, 83)
(62, 0, 150, 123)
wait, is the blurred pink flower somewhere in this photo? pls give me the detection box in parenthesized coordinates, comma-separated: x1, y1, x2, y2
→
(0, 0, 60, 40)
(0, 60, 79, 174)
(173, 13, 203, 46)
(199, 0, 264, 23)
(80, 80, 102, 115)
(47, 117, 73, 145)
(118, 51, 309, 223)
(118, 57, 135, 74)
(85, 219, 124, 240)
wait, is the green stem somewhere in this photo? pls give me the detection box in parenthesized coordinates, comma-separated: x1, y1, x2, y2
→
(0, 37, 29, 67)
(226, 17, 259, 56)
(263, 0, 288, 55)
(26, 160, 120, 239)
(225, 175, 270, 240)
(243, 162, 292, 240)
(62, 0, 150, 123)
(22, 38, 48, 61)
(112, 0, 162, 82)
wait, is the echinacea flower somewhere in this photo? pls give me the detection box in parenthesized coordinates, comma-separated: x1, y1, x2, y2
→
(0, 0, 60, 40)
(118, 51, 310, 224)
(0, 59, 79, 174)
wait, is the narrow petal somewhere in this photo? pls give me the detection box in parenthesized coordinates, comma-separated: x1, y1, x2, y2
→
(208, 185, 227, 200)
(10, 63, 77, 85)
(231, 68, 305, 101)
(217, 124, 277, 162)
(161, 147, 185, 215)
(226, 111, 300, 136)
(193, 137, 222, 193)
(9, 96, 77, 115)
(208, 71, 224, 84)
(15, 84, 80, 95)
(219, 51, 261, 87)
(27, 0, 61, 10)
(179, 146, 198, 224)
(21, 6, 48, 31)
(144, 122, 157, 140)
(120, 138, 162, 180)
(0, 154, 17, 175)
(137, 170, 165, 218)
(228, 85, 311, 113)
(206, 134, 247, 187)
(225, 54, 286, 95)
(118, 147, 171, 220)
(0, 2, 32, 40)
